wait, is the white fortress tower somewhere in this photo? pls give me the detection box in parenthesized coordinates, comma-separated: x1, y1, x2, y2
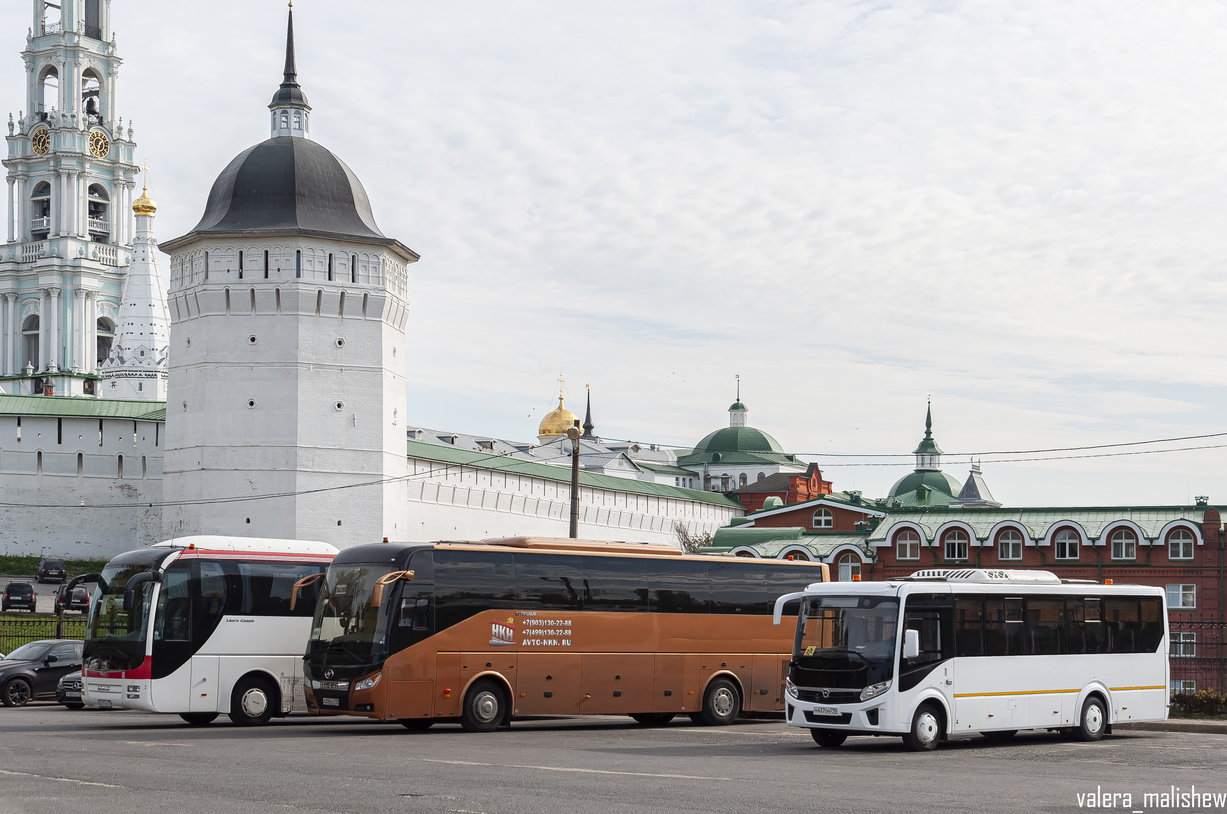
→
(159, 9, 418, 546)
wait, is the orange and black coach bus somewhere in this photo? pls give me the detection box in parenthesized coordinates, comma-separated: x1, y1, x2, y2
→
(299, 537, 828, 731)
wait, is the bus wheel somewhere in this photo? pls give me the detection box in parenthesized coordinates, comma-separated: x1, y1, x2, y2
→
(903, 704, 942, 752)
(2, 678, 32, 707)
(629, 713, 675, 726)
(400, 718, 435, 731)
(698, 678, 740, 726)
(460, 680, 504, 732)
(229, 676, 277, 726)
(180, 712, 219, 725)
(1077, 697, 1106, 742)
(811, 729, 847, 748)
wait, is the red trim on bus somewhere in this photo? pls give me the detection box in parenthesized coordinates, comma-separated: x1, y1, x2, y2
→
(173, 551, 335, 562)
(86, 656, 152, 680)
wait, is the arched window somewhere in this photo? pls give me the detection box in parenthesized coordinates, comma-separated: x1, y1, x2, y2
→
(738, 473, 747, 488)
(238, 250, 244, 279)
(1054, 528, 1079, 560)
(41, 2, 61, 36)
(328, 253, 334, 282)
(896, 529, 920, 561)
(88, 184, 111, 239)
(264, 249, 270, 279)
(38, 67, 58, 115)
(1169, 528, 1195, 560)
(838, 553, 861, 581)
(30, 182, 51, 234)
(351, 254, 358, 284)
(96, 317, 115, 366)
(720, 475, 730, 491)
(295, 250, 302, 278)
(21, 315, 40, 370)
(944, 529, 968, 561)
(757, 472, 765, 481)
(281, 111, 289, 130)
(81, 68, 103, 121)
(812, 508, 833, 529)
(1110, 528, 1136, 561)
(998, 529, 1023, 561)
(782, 549, 810, 562)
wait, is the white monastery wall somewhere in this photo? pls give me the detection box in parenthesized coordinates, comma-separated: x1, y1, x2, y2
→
(0, 415, 163, 558)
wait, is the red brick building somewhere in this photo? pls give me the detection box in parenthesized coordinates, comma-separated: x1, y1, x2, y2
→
(731, 463, 834, 513)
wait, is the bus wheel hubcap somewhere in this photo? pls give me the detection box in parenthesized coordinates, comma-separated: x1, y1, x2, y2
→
(473, 691, 499, 723)
(1086, 706, 1102, 733)
(712, 688, 734, 717)
(241, 689, 268, 717)
(917, 712, 938, 743)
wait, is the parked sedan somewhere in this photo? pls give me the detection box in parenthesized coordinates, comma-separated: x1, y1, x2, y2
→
(0, 640, 83, 707)
(2, 582, 37, 613)
(56, 672, 85, 709)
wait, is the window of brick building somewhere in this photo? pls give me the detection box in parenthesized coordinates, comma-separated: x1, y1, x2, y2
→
(1054, 529, 1079, 561)
(1169, 528, 1195, 560)
(838, 553, 860, 582)
(1166, 584, 1196, 610)
(1110, 529, 1136, 561)
(896, 529, 920, 560)
(812, 508, 833, 529)
(1170, 632, 1196, 658)
(944, 530, 968, 561)
(998, 529, 1023, 561)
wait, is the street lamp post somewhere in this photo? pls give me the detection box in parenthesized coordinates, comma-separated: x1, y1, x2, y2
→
(566, 420, 581, 538)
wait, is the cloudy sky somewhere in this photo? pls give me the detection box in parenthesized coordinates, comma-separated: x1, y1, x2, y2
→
(5, 1, 1226, 506)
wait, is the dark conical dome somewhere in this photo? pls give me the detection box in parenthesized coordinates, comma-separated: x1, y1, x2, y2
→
(164, 137, 418, 260)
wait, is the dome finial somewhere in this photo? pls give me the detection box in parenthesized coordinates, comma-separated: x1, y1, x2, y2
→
(132, 159, 157, 215)
(538, 375, 580, 438)
(269, 3, 311, 135)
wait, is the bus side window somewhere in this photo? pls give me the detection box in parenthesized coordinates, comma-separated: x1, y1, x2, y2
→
(902, 593, 953, 670)
(1066, 598, 1105, 654)
(1105, 598, 1141, 653)
(434, 550, 514, 633)
(157, 566, 192, 642)
(1025, 596, 1063, 655)
(984, 597, 1024, 655)
(955, 595, 984, 657)
(513, 553, 583, 611)
(580, 556, 648, 612)
(644, 559, 710, 614)
(193, 561, 228, 648)
(708, 560, 768, 615)
(1138, 597, 1163, 652)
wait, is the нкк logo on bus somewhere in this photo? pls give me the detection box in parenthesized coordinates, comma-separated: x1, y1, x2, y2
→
(490, 617, 515, 646)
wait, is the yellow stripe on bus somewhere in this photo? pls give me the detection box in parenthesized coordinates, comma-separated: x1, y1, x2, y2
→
(1108, 686, 1165, 692)
(953, 689, 1080, 698)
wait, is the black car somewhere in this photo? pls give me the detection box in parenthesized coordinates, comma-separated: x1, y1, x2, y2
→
(36, 558, 67, 584)
(0, 640, 83, 706)
(53, 585, 90, 615)
(56, 672, 85, 709)
(2, 582, 37, 613)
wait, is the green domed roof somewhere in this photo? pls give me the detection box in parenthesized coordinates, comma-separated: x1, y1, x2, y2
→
(887, 470, 962, 505)
(728, 400, 748, 412)
(693, 426, 784, 454)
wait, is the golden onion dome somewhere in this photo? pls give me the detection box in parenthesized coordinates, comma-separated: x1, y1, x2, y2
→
(538, 395, 580, 437)
(132, 184, 157, 215)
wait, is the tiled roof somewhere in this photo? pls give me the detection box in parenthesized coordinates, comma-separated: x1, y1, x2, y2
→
(406, 439, 743, 509)
(0, 394, 166, 420)
(867, 506, 1221, 543)
(702, 526, 872, 560)
(634, 461, 696, 476)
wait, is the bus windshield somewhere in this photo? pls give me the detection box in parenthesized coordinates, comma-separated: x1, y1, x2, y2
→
(84, 562, 156, 673)
(307, 564, 395, 666)
(794, 595, 899, 687)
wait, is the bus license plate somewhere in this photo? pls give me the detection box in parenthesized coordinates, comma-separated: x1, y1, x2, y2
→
(322, 697, 339, 707)
(97, 699, 112, 708)
(814, 706, 838, 716)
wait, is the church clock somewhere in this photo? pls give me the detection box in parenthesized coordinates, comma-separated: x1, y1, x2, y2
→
(88, 130, 110, 158)
(31, 127, 50, 155)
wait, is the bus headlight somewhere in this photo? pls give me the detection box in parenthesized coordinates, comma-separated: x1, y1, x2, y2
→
(785, 677, 798, 699)
(353, 674, 381, 692)
(860, 681, 891, 702)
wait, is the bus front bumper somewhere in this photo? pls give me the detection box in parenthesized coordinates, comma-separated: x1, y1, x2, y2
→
(785, 694, 897, 734)
(83, 678, 154, 711)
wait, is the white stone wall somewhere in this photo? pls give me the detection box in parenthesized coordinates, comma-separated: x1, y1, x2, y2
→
(0, 414, 163, 558)
(404, 455, 741, 547)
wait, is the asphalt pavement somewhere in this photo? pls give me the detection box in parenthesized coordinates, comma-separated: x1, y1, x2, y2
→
(2, 705, 1226, 814)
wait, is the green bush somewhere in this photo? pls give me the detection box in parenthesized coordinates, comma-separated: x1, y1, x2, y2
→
(1170, 689, 1227, 717)
(0, 556, 109, 580)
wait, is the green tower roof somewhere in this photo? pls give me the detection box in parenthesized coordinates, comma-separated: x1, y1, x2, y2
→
(912, 402, 943, 455)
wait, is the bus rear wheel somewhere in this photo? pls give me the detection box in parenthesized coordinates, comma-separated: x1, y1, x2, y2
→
(697, 678, 740, 726)
(629, 713, 675, 726)
(903, 703, 942, 752)
(460, 680, 505, 732)
(811, 729, 848, 748)
(399, 718, 435, 731)
(1077, 697, 1106, 742)
(228, 675, 278, 726)
(180, 712, 219, 726)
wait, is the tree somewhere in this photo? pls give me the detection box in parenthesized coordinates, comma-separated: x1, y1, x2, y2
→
(673, 522, 712, 555)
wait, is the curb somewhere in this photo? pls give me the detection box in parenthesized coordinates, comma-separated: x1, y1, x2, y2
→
(1116, 721, 1227, 735)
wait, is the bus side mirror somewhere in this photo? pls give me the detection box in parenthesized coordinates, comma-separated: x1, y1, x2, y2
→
(772, 591, 805, 626)
(371, 571, 414, 609)
(903, 629, 920, 660)
(122, 570, 161, 612)
(290, 573, 326, 611)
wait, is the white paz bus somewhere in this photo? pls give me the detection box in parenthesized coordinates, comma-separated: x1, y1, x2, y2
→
(773, 569, 1169, 751)
(75, 536, 337, 725)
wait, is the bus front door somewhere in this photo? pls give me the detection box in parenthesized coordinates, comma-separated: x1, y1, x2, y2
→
(189, 656, 220, 713)
(896, 596, 954, 730)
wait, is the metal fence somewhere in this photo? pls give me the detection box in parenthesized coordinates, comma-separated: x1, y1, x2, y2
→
(0, 616, 87, 654)
(1170, 621, 1226, 694)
